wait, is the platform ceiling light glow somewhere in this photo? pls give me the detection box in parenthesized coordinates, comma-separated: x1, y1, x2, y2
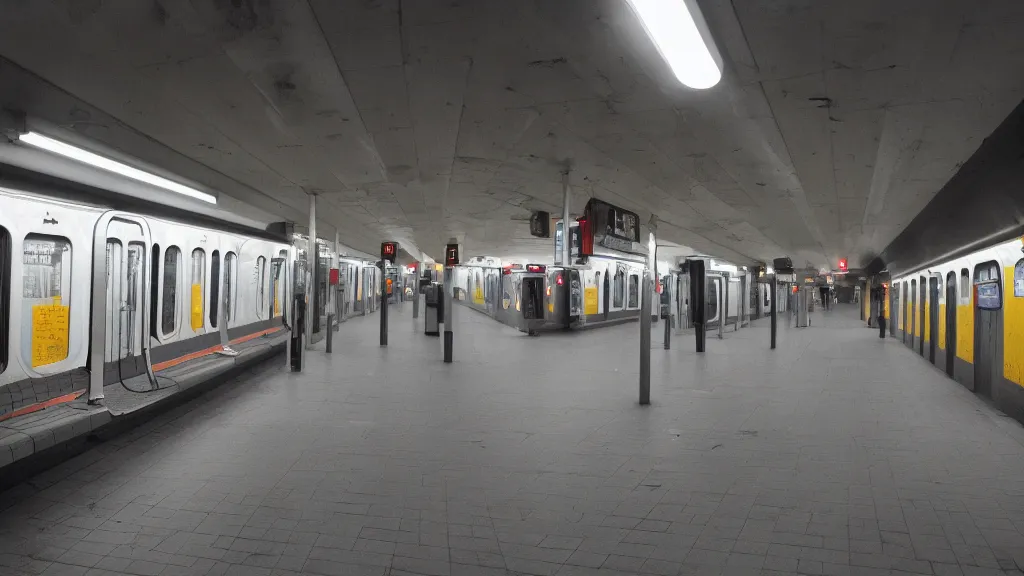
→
(626, 0, 723, 90)
(19, 131, 217, 204)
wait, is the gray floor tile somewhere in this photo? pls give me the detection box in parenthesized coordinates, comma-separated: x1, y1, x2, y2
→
(2, 305, 1024, 576)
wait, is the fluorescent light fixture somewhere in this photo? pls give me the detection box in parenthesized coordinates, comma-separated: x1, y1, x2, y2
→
(19, 131, 217, 204)
(626, 0, 723, 89)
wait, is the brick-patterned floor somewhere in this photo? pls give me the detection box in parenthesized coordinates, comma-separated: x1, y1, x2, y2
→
(1, 303, 1022, 575)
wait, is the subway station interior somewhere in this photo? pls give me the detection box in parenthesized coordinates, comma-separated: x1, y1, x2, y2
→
(1, 1, 1024, 575)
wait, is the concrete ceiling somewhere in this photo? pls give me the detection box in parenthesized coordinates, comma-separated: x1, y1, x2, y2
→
(0, 0, 1021, 267)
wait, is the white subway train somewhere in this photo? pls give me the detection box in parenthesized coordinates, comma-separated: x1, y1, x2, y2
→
(452, 256, 766, 332)
(0, 184, 379, 439)
(885, 236, 1024, 423)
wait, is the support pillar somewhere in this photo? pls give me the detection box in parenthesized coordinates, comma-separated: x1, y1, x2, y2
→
(333, 231, 340, 325)
(306, 193, 316, 348)
(413, 269, 420, 319)
(561, 170, 571, 268)
(380, 263, 388, 346)
(691, 260, 706, 353)
(663, 278, 671, 350)
(444, 266, 454, 362)
(770, 276, 778, 350)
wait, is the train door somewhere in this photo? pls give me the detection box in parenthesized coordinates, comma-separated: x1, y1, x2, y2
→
(973, 262, 1002, 399)
(909, 280, 916, 349)
(270, 252, 286, 321)
(918, 277, 926, 356)
(101, 216, 153, 388)
(602, 269, 610, 321)
(569, 269, 582, 321)
(945, 271, 957, 376)
(902, 281, 908, 344)
(889, 284, 896, 336)
(928, 277, 938, 363)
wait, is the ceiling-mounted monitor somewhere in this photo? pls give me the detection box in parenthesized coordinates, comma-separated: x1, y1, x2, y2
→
(529, 211, 550, 238)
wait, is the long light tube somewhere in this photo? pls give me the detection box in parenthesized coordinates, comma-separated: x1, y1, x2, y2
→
(19, 131, 217, 204)
(626, 0, 723, 89)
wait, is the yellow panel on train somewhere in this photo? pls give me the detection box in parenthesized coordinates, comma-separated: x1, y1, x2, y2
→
(1004, 266, 1024, 386)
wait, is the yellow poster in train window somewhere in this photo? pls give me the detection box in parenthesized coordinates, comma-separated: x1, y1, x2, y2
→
(191, 283, 203, 330)
(473, 286, 484, 305)
(32, 302, 70, 367)
(584, 286, 599, 315)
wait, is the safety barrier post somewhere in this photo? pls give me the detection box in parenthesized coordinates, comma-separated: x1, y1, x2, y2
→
(640, 270, 651, 405)
(326, 313, 334, 353)
(444, 266, 454, 362)
(380, 267, 388, 346)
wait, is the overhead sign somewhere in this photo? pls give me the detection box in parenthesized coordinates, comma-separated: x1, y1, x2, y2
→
(445, 243, 460, 266)
(838, 258, 848, 272)
(381, 242, 397, 264)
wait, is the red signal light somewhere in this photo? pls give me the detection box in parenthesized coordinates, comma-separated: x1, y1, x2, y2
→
(556, 274, 564, 286)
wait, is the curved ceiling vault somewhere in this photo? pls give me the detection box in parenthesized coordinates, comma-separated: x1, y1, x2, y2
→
(0, 0, 1021, 267)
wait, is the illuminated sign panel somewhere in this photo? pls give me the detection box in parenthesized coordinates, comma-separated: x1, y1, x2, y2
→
(445, 244, 460, 266)
(381, 242, 397, 264)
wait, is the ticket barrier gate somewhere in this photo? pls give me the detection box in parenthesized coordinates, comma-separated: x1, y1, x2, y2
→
(424, 282, 443, 336)
(519, 274, 545, 335)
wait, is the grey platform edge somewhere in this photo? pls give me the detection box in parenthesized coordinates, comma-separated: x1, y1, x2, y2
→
(0, 329, 290, 470)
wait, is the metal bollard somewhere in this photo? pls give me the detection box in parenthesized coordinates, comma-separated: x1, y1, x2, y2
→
(380, 275, 388, 346)
(639, 271, 651, 405)
(326, 313, 334, 353)
(770, 277, 777, 350)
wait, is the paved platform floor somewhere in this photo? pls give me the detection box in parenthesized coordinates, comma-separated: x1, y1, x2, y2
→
(1, 303, 1023, 576)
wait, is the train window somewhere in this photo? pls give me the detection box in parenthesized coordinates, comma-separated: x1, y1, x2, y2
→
(0, 226, 9, 374)
(256, 256, 267, 317)
(959, 269, 970, 305)
(975, 261, 999, 282)
(22, 235, 72, 368)
(209, 250, 220, 328)
(150, 245, 160, 338)
(270, 257, 285, 318)
(161, 246, 181, 336)
(278, 249, 287, 319)
(224, 252, 236, 323)
(628, 274, 639, 308)
(1015, 259, 1024, 298)
(190, 249, 205, 330)
(613, 271, 624, 308)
